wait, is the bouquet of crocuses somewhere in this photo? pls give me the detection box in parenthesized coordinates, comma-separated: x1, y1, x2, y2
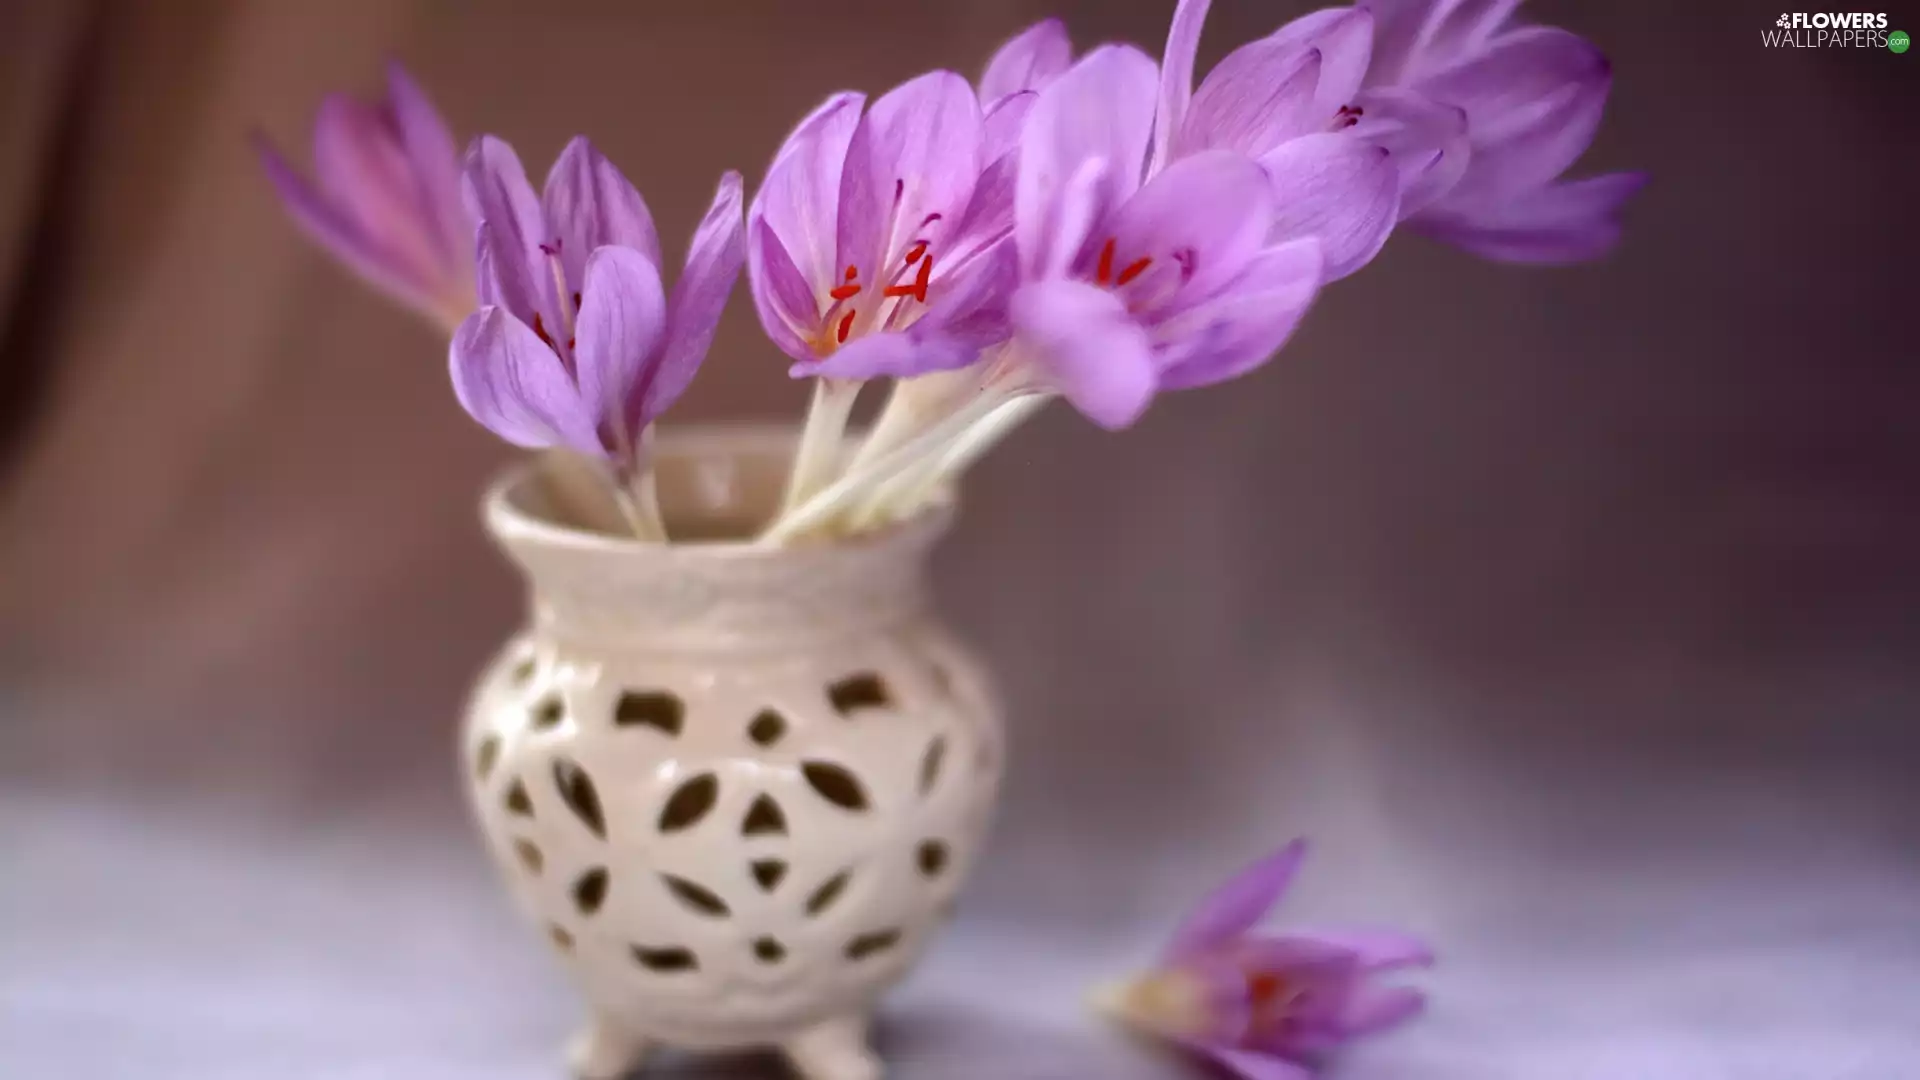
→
(261, 0, 1638, 549)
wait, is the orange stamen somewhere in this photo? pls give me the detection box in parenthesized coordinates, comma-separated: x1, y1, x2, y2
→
(830, 283, 861, 300)
(1116, 257, 1153, 286)
(905, 241, 928, 264)
(843, 265, 859, 281)
(1096, 238, 1118, 285)
(1249, 973, 1287, 1007)
(836, 310, 857, 343)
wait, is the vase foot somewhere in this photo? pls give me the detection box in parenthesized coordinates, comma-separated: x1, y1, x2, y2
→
(567, 1018, 652, 1080)
(782, 1015, 881, 1080)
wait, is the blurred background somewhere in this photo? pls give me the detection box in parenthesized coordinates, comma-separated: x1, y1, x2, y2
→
(2, 1, 1917, 1077)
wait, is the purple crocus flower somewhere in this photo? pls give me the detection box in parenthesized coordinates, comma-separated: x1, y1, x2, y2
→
(748, 72, 1014, 380)
(1006, 46, 1324, 429)
(1362, 0, 1646, 263)
(1153, 0, 1403, 280)
(255, 62, 475, 330)
(1101, 840, 1433, 1080)
(450, 135, 744, 467)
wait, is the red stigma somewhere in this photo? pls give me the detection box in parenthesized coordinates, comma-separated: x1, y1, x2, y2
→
(1116, 257, 1152, 286)
(905, 241, 928, 265)
(836, 310, 856, 343)
(572, 291, 582, 310)
(1096, 238, 1118, 285)
(883, 253, 933, 302)
(830, 283, 861, 301)
(532, 312, 555, 349)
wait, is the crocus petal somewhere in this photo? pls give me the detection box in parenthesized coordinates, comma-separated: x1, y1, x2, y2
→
(755, 92, 865, 290)
(645, 170, 745, 422)
(384, 61, 468, 276)
(836, 70, 982, 290)
(1419, 26, 1610, 201)
(1174, 42, 1324, 160)
(1336, 985, 1427, 1037)
(1019, 44, 1159, 235)
(1102, 150, 1275, 305)
(1455, 76, 1609, 205)
(449, 306, 598, 453)
(747, 217, 819, 360)
(1417, 171, 1646, 263)
(463, 135, 558, 325)
(1022, 156, 1108, 282)
(1008, 279, 1155, 430)
(1284, 928, 1435, 971)
(945, 150, 1018, 274)
(981, 89, 1036, 162)
(313, 95, 443, 281)
(788, 327, 977, 381)
(1203, 1049, 1315, 1080)
(1264, 7, 1375, 120)
(573, 245, 667, 445)
(1257, 133, 1398, 280)
(980, 18, 1072, 101)
(545, 136, 663, 287)
(1153, 0, 1211, 174)
(1155, 238, 1322, 389)
(1350, 87, 1470, 217)
(255, 136, 436, 311)
(1167, 840, 1308, 956)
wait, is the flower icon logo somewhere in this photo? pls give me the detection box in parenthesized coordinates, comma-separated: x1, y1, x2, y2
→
(1777, 13, 1792, 26)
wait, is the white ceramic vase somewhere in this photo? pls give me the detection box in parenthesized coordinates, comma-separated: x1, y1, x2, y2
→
(461, 429, 1005, 1080)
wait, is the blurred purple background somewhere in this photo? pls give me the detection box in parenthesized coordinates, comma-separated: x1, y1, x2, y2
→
(2, 2, 1917, 1077)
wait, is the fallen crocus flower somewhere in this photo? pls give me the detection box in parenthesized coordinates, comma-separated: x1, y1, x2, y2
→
(1099, 839, 1434, 1080)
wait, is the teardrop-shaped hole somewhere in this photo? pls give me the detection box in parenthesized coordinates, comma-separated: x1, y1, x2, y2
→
(751, 859, 788, 892)
(552, 758, 606, 838)
(529, 694, 565, 731)
(615, 690, 685, 736)
(504, 779, 534, 817)
(572, 867, 609, 915)
(474, 735, 501, 781)
(513, 839, 544, 874)
(747, 709, 788, 747)
(753, 937, 787, 964)
(657, 773, 719, 833)
(918, 737, 946, 796)
(804, 871, 851, 917)
(917, 840, 949, 878)
(845, 929, 902, 961)
(631, 945, 697, 973)
(741, 795, 788, 836)
(827, 672, 893, 715)
(802, 761, 870, 812)
(662, 874, 731, 918)
(511, 656, 537, 686)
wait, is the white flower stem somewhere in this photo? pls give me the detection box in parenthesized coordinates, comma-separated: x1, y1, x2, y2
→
(850, 394, 1051, 527)
(778, 377, 862, 517)
(606, 423, 666, 543)
(759, 387, 1021, 546)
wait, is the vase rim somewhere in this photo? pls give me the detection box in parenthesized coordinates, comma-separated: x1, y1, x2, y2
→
(483, 423, 954, 562)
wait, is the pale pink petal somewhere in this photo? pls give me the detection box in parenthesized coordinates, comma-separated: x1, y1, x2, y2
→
(1018, 43, 1159, 250)
(1204, 1048, 1315, 1080)
(1264, 7, 1375, 119)
(448, 306, 598, 454)
(647, 170, 744, 421)
(573, 245, 667, 441)
(1258, 133, 1399, 280)
(1350, 87, 1471, 217)
(754, 92, 865, 290)
(747, 217, 819, 360)
(1336, 985, 1427, 1037)
(1167, 840, 1309, 956)
(1153, 0, 1212, 173)
(1174, 43, 1324, 160)
(1008, 278, 1156, 430)
(836, 71, 983, 297)
(544, 136, 662, 285)
(980, 18, 1073, 101)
